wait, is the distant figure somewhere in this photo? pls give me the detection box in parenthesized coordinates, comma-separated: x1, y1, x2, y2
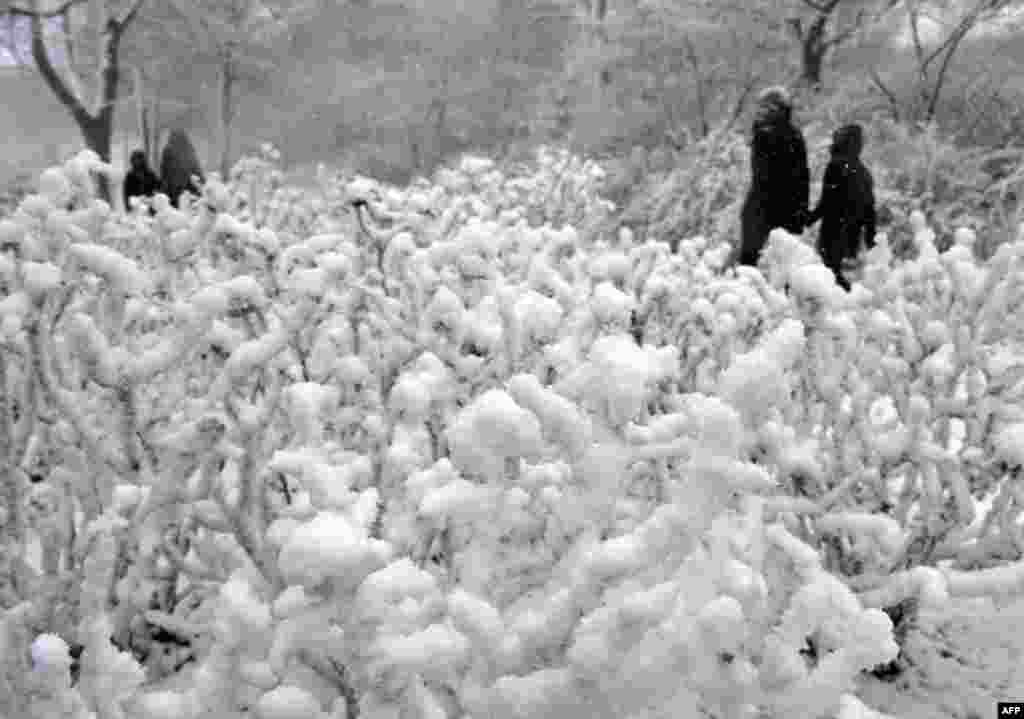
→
(123, 149, 161, 212)
(737, 86, 810, 267)
(160, 129, 204, 208)
(807, 123, 877, 291)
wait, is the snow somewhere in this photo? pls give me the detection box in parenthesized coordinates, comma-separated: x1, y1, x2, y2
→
(38, 167, 72, 206)
(994, 423, 1024, 467)
(419, 478, 493, 521)
(589, 281, 635, 325)
(857, 596, 1024, 718)
(21, 260, 62, 296)
(30, 632, 72, 668)
(278, 512, 392, 588)
(697, 595, 747, 655)
(360, 558, 439, 604)
(132, 690, 200, 719)
(272, 585, 317, 619)
(8, 144, 1024, 719)
(254, 686, 324, 719)
(789, 262, 845, 304)
(447, 389, 544, 477)
(220, 575, 273, 633)
(372, 622, 470, 669)
(67, 241, 150, 294)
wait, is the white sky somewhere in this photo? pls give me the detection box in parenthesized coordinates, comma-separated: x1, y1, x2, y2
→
(1, 3, 1022, 66)
(890, 4, 1024, 47)
(0, 15, 63, 66)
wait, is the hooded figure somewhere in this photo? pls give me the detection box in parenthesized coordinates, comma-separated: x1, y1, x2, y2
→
(123, 149, 161, 212)
(738, 86, 810, 267)
(807, 123, 876, 291)
(159, 129, 205, 208)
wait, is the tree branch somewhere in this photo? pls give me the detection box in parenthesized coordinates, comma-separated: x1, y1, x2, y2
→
(27, 9, 91, 127)
(7, 0, 87, 19)
(724, 71, 760, 134)
(787, 16, 804, 40)
(117, 0, 146, 29)
(869, 66, 901, 120)
(681, 34, 710, 138)
(920, 0, 1008, 72)
(824, 9, 866, 50)
(906, 0, 927, 76)
(924, 20, 973, 120)
(58, 4, 87, 110)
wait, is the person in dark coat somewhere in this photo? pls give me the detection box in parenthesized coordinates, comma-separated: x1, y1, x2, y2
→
(123, 149, 161, 212)
(806, 123, 877, 291)
(159, 129, 205, 209)
(738, 86, 810, 267)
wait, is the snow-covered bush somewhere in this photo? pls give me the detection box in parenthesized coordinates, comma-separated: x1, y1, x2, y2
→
(2, 144, 1024, 719)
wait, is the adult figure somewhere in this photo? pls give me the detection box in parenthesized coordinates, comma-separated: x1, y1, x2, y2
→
(737, 86, 810, 267)
(123, 149, 161, 212)
(160, 129, 205, 208)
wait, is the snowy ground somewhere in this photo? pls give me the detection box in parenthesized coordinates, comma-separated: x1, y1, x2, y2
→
(135, 596, 1024, 719)
(857, 597, 1024, 719)
(24, 397, 1021, 718)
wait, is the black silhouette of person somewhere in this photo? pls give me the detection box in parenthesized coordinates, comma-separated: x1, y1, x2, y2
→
(737, 87, 810, 267)
(123, 149, 161, 213)
(806, 123, 877, 291)
(160, 129, 205, 209)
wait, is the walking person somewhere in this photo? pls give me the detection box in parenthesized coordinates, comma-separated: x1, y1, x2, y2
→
(160, 129, 205, 209)
(806, 123, 877, 291)
(737, 86, 811, 267)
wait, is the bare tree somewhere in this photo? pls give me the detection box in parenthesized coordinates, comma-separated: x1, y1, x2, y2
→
(577, 0, 611, 93)
(871, 0, 1018, 124)
(686, 0, 900, 90)
(786, 0, 900, 90)
(3, 0, 146, 201)
(163, 0, 318, 178)
(119, 6, 197, 167)
(610, 0, 785, 143)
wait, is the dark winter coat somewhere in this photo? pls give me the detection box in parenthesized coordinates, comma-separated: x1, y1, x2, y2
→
(738, 108, 811, 266)
(123, 150, 161, 211)
(160, 130, 205, 209)
(808, 124, 876, 288)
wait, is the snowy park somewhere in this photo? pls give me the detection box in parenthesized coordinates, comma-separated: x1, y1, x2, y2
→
(4, 1, 1024, 718)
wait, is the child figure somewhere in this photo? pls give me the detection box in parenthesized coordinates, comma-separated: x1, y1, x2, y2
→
(123, 149, 161, 213)
(807, 123, 877, 291)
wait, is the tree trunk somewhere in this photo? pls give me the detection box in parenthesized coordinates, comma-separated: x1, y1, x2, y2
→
(0, 355, 26, 608)
(82, 115, 114, 201)
(923, 11, 984, 123)
(407, 123, 423, 174)
(219, 54, 236, 180)
(132, 67, 155, 165)
(555, 92, 571, 139)
(432, 98, 448, 167)
(592, 0, 610, 98)
(682, 37, 710, 138)
(800, 15, 828, 91)
(140, 105, 152, 165)
(149, 102, 163, 170)
(92, 17, 122, 202)
(26, 7, 136, 205)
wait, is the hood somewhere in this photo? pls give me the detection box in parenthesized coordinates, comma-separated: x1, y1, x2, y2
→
(754, 86, 793, 127)
(130, 150, 148, 171)
(830, 123, 864, 158)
